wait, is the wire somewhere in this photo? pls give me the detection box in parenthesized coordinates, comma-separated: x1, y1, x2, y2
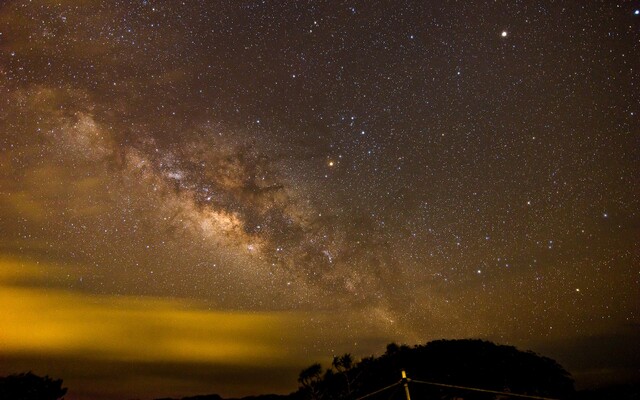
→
(386, 382, 402, 400)
(354, 381, 402, 400)
(410, 379, 561, 400)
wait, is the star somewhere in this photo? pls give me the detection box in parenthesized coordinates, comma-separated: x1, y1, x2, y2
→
(501, 31, 508, 37)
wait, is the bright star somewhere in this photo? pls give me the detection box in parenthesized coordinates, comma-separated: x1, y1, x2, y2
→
(501, 31, 508, 37)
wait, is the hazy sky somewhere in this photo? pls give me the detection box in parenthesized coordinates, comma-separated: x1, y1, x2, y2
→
(0, 1, 638, 399)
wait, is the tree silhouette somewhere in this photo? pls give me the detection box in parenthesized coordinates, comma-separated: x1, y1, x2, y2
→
(0, 372, 67, 400)
(330, 354, 356, 398)
(332, 354, 353, 372)
(298, 363, 324, 400)
(296, 340, 575, 400)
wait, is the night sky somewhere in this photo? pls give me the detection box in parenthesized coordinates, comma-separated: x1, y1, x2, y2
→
(0, 1, 639, 399)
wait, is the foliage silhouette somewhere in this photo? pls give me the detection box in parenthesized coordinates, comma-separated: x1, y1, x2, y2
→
(298, 363, 324, 399)
(295, 339, 575, 400)
(0, 372, 67, 400)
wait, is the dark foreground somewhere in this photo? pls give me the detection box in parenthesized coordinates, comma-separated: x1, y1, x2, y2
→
(2, 340, 638, 400)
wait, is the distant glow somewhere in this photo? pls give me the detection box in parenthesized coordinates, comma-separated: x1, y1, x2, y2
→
(0, 259, 298, 365)
(501, 31, 508, 37)
(328, 160, 335, 167)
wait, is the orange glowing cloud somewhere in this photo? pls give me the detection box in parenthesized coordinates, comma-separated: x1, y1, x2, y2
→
(0, 258, 304, 366)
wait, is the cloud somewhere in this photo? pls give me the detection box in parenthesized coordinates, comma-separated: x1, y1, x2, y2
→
(0, 257, 400, 373)
(0, 257, 303, 366)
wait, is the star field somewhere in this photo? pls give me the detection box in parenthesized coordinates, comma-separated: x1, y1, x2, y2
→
(0, 1, 638, 399)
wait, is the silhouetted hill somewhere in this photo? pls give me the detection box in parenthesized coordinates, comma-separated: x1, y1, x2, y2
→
(156, 339, 576, 400)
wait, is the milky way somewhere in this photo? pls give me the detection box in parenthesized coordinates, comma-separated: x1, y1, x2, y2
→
(0, 1, 638, 399)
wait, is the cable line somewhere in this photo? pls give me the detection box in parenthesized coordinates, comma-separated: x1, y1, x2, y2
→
(410, 378, 561, 400)
(385, 383, 402, 400)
